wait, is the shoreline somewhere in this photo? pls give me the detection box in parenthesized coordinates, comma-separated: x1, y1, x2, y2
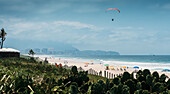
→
(34, 55, 170, 79)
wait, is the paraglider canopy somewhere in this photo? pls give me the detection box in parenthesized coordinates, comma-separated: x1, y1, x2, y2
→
(106, 8, 120, 21)
(105, 8, 120, 13)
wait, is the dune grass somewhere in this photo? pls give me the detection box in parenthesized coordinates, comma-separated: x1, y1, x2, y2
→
(88, 74, 107, 82)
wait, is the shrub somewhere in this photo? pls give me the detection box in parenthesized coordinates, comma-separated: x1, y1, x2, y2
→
(69, 85, 78, 94)
(146, 75, 153, 87)
(137, 70, 142, 75)
(92, 83, 103, 94)
(152, 82, 165, 93)
(117, 83, 123, 93)
(57, 78, 63, 85)
(167, 79, 170, 89)
(97, 80, 106, 92)
(71, 82, 78, 87)
(135, 89, 143, 94)
(121, 85, 130, 94)
(112, 77, 120, 85)
(109, 82, 114, 89)
(78, 71, 89, 83)
(71, 66, 78, 75)
(136, 82, 142, 90)
(109, 85, 118, 94)
(142, 90, 150, 94)
(142, 69, 151, 79)
(121, 72, 130, 83)
(106, 79, 110, 91)
(152, 71, 159, 82)
(141, 81, 150, 91)
(80, 83, 89, 93)
(125, 79, 135, 94)
(130, 73, 134, 79)
(161, 89, 170, 94)
(137, 75, 145, 82)
(159, 74, 166, 83)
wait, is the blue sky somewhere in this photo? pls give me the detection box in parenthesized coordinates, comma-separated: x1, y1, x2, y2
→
(0, 0, 170, 55)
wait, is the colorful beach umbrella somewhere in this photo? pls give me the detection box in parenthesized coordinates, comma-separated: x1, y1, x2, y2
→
(104, 64, 109, 66)
(84, 63, 89, 65)
(109, 65, 114, 67)
(115, 65, 120, 67)
(162, 69, 170, 72)
(122, 66, 127, 68)
(133, 66, 139, 69)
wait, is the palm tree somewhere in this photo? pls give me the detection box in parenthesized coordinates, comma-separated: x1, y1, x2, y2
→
(28, 49, 35, 57)
(0, 28, 7, 49)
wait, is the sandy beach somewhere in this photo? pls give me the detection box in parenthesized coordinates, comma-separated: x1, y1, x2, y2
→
(35, 55, 170, 79)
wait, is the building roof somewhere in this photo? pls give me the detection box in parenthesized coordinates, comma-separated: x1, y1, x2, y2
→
(0, 48, 20, 53)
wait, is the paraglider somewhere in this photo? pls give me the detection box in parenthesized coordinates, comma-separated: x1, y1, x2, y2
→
(106, 8, 120, 21)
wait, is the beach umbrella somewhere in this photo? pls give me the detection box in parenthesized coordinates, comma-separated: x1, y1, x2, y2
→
(122, 66, 127, 68)
(162, 69, 170, 72)
(104, 64, 109, 66)
(84, 63, 89, 65)
(133, 66, 139, 69)
(115, 65, 120, 67)
(109, 65, 114, 67)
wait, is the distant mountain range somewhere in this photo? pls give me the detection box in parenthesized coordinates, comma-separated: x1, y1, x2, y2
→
(4, 38, 120, 56)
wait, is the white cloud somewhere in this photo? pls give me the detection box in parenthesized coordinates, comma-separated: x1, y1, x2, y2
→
(115, 26, 144, 30)
(53, 21, 98, 30)
(109, 31, 139, 41)
(0, 17, 103, 43)
(116, 26, 133, 30)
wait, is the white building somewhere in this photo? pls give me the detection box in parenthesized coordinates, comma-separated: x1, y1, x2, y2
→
(0, 48, 20, 58)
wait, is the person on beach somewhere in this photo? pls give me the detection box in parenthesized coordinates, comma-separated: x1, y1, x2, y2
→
(84, 65, 88, 67)
(64, 60, 68, 64)
(106, 66, 109, 70)
(44, 57, 48, 64)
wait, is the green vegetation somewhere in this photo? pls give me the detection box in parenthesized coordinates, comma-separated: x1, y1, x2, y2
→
(28, 49, 35, 57)
(0, 57, 170, 94)
(0, 28, 7, 48)
(88, 74, 107, 82)
(0, 57, 68, 93)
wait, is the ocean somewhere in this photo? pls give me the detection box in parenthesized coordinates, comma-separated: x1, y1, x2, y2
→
(54, 55, 170, 71)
